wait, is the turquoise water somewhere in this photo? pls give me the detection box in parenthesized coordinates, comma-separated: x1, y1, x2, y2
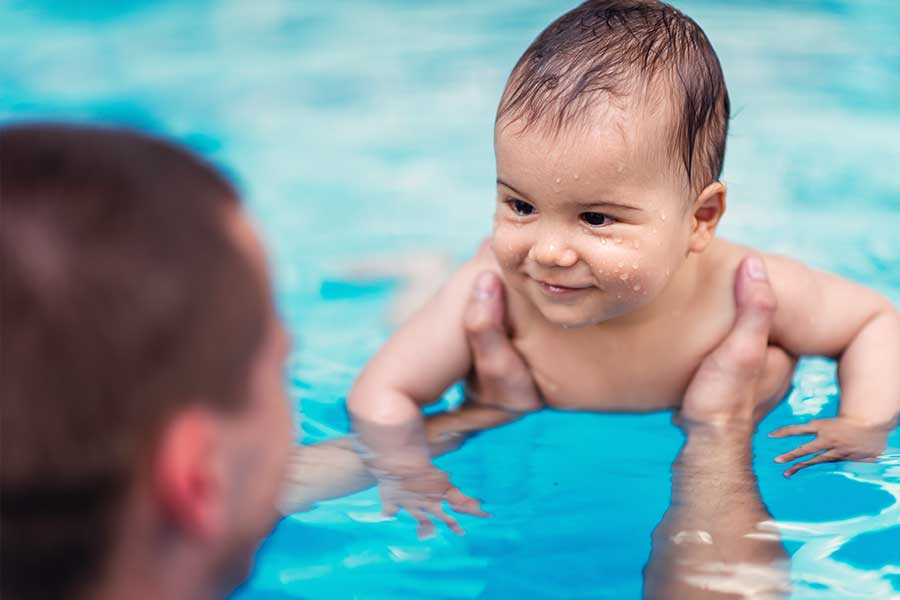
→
(3, 1, 899, 598)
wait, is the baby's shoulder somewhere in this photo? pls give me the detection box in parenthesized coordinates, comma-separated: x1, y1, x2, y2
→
(705, 239, 806, 288)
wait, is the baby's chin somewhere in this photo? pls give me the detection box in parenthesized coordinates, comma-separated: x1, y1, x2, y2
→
(534, 292, 655, 328)
(537, 303, 628, 329)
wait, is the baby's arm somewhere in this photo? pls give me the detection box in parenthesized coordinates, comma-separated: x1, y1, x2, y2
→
(346, 249, 499, 534)
(763, 255, 900, 474)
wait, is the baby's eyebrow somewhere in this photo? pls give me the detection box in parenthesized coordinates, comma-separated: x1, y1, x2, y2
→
(497, 178, 641, 212)
(573, 199, 642, 212)
(496, 178, 531, 200)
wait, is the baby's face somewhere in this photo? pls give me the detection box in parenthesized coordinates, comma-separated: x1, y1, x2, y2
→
(492, 104, 696, 328)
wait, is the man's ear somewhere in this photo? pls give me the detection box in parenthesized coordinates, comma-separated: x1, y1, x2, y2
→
(152, 407, 226, 542)
(688, 181, 727, 254)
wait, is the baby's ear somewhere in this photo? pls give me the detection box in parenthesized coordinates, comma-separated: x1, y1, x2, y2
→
(688, 181, 726, 253)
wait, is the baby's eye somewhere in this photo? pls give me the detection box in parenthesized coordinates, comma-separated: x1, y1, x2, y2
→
(507, 198, 535, 216)
(580, 212, 615, 227)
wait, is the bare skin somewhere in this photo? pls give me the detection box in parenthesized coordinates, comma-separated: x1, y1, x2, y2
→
(348, 102, 900, 526)
(285, 257, 793, 599)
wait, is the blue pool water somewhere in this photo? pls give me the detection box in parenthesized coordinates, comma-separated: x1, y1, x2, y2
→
(3, 1, 899, 598)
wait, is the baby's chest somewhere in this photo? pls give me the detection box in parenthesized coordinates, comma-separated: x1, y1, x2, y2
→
(511, 323, 723, 412)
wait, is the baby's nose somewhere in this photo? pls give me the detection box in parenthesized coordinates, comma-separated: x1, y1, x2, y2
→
(530, 237, 578, 268)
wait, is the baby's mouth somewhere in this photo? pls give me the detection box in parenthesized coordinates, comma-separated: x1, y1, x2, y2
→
(533, 278, 593, 296)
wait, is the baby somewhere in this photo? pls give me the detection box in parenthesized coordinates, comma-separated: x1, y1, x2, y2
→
(348, 0, 900, 531)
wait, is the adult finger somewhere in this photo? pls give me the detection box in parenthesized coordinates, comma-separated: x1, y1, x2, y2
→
(681, 255, 778, 424)
(769, 423, 819, 438)
(709, 255, 778, 377)
(784, 451, 836, 477)
(464, 272, 508, 360)
(775, 439, 826, 464)
(463, 271, 542, 412)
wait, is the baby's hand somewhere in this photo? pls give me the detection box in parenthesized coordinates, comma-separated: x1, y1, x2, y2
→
(769, 417, 893, 477)
(371, 462, 489, 539)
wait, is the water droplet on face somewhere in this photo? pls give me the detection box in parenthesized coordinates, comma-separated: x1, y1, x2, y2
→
(600, 238, 608, 245)
(619, 273, 630, 281)
(616, 293, 622, 299)
(613, 236, 623, 245)
(633, 284, 641, 291)
(660, 212, 667, 221)
(555, 177, 561, 184)
(617, 261, 624, 268)
(632, 263, 639, 270)
(574, 173, 580, 180)
(632, 240, 640, 249)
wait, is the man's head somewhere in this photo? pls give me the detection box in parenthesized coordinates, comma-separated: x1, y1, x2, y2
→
(491, 0, 730, 327)
(1, 124, 294, 599)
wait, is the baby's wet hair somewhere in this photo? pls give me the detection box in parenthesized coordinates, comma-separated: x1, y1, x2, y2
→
(497, 0, 730, 194)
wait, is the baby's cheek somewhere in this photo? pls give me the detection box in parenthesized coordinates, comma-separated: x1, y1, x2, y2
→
(491, 225, 529, 268)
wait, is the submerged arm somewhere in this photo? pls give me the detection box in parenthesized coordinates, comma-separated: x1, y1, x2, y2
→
(645, 256, 791, 598)
(280, 402, 520, 514)
(644, 424, 789, 599)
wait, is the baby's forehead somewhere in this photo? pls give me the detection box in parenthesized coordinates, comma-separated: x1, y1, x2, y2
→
(495, 96, 679, 185)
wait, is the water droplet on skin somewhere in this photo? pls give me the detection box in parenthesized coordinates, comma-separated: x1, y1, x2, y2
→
(574, 173, 580, 180)
(600, 238, 608, 245)
(632, 263, 639, 270)
(633, 284, 641, 291)
(555, 177, 561, 184)
(617, 261, 624, 268)
(614, 236, 623, 245)
(632, 240, 640, 249)
(616, 294, 623, 299)
(660, 212, 667, 221)
(619, 273, 630, 281)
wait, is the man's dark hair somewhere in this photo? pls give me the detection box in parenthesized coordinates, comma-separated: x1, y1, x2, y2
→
(496, 0, 730, 194)
(0, 123, 268, 599)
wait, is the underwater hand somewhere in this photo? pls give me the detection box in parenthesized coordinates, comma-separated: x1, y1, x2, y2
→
(373, 462, 489, 539)
(769, 416, 893, 477)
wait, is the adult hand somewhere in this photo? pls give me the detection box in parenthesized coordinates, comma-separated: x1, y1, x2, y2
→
(462, 271, 543, 413)
(680, 255, 787, 427)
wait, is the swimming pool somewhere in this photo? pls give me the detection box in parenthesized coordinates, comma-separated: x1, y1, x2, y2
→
(3, 0, 898, 598)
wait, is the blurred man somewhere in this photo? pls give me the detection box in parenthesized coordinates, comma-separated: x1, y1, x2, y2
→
(2, 124, 294, 600)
